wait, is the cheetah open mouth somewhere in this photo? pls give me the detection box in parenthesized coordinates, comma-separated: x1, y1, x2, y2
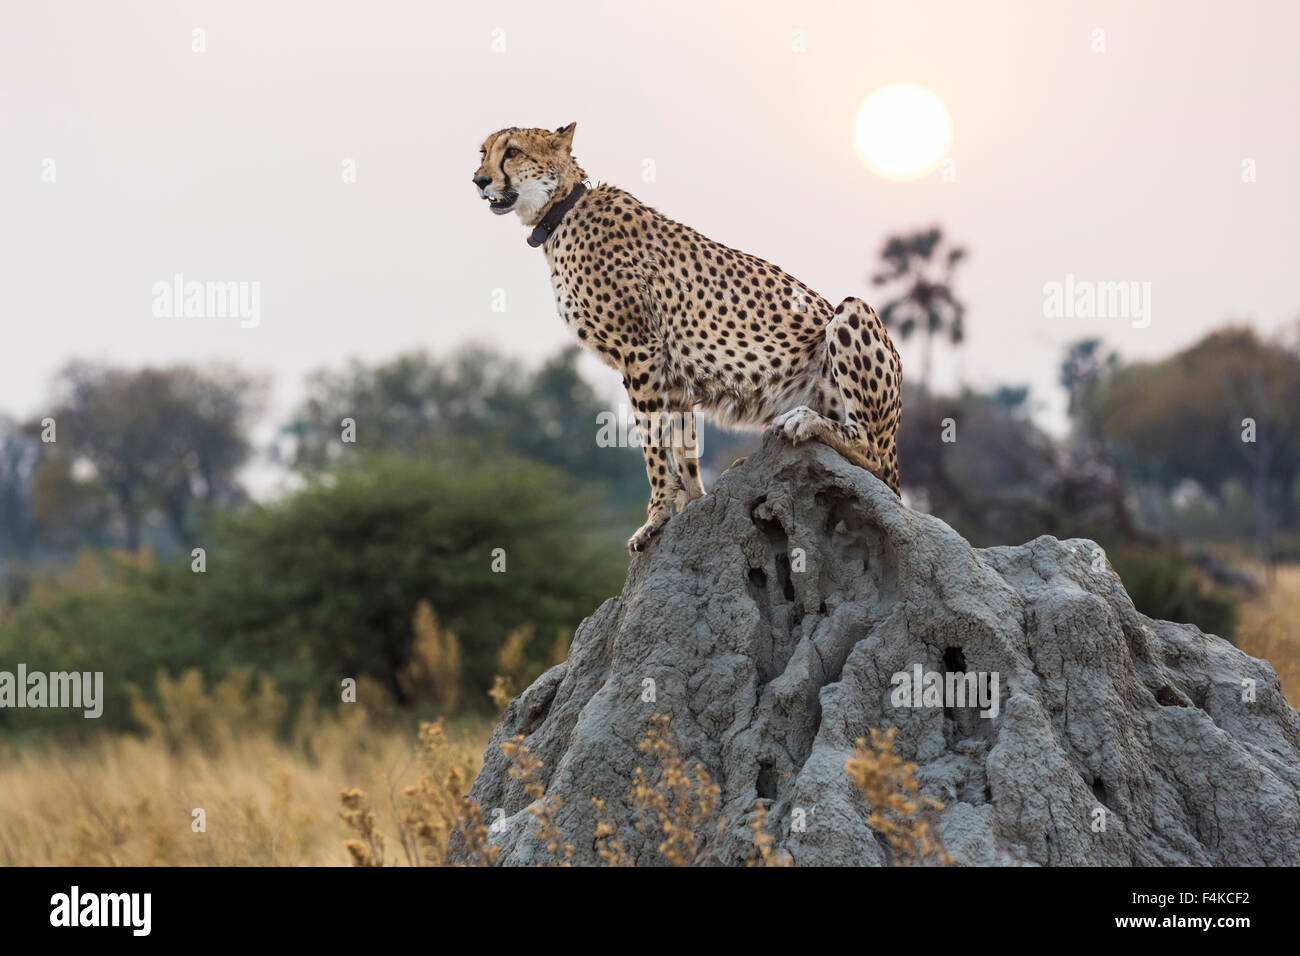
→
(482, 187, 518, 214)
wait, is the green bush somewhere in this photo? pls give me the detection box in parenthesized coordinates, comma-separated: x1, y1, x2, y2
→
(0, 450, 626, 736)
(1110, 546, 1238, 640)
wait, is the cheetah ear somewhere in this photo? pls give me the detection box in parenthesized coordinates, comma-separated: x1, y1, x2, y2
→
(553, 122, 577, 151)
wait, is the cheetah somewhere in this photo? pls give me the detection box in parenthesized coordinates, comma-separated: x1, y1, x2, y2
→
(473, 123, 902, 553)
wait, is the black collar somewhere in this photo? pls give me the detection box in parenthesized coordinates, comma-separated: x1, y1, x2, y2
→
(527, 183, 587, 248)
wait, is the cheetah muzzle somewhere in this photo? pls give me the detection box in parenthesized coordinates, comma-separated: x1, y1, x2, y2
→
(474, 123, 903, 554)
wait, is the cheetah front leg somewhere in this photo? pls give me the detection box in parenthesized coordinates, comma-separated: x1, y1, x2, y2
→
(625, 359, 677, 553)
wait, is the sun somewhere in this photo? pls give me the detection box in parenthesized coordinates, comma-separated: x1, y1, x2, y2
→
(852, 84, 953, 182)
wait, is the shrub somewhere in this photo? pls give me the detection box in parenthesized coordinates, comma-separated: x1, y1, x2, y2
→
(1110, 546, 1238, 639)
(0, 451, 625, 737)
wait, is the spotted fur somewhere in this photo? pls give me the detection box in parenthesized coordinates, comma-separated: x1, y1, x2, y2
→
(474, 124, 902, 552)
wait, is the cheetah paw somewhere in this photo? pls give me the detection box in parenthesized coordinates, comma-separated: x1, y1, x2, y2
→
(626, 512, 671, 554)
(772, 405, 825, 445)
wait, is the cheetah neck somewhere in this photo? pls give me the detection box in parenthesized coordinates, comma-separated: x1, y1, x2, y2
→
(527, 183, 588, 248)
(520, 162, 587, 228)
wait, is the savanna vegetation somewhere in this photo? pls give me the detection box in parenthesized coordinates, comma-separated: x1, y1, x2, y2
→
(2, 227, 1298, 864)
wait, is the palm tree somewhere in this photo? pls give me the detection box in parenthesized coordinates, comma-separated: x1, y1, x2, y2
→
(870, 227, 968, 397)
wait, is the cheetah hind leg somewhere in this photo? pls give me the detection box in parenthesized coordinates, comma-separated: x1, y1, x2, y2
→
(772, 405, 886, 475)
(668, 408, 705, 514)
(771, 296, 901, 494)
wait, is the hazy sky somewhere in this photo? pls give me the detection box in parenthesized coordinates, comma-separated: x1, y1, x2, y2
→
(4, 0, 1298, 477)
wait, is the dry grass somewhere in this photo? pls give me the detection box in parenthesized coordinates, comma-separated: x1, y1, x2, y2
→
(1, 653, 957, 866)
(0, 670, 491, 866)
(628, 714, 723, 866)
(3, 669, 958, 868)
(846, 727, 953, 866)
(501, 734, 573, 864)
(339, 713, 726, 866)
(747, 801, 792, 867)
(1236, 564, 1300, 707)
(397, 601, 463, 714)
(339, 719, 498, 866)
(339, 714, 940, 867)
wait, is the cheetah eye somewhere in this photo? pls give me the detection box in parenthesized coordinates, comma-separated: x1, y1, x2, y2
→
(505, 147, 521, 159)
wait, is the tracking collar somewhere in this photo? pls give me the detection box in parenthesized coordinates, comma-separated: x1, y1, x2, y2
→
(527, 183, 588, 248)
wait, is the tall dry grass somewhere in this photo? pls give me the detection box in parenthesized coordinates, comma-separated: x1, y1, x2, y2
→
(1, 655, 956, 867)
(1236, 564, 1300, 706)
(0, 669, 491, 866)
(340, 713, 948, 867)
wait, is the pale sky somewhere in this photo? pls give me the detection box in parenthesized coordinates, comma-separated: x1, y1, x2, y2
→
(4, 0, 1298, 486)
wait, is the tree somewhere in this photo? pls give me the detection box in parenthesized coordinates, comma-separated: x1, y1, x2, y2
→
(871, 227, 968, 394)
(895, 382, 1061, 544)
(1056, 338, 1163, 548)
(0, 451, 625, 733)
(0, 416, 40, 563)
(1096, 327, 1300, 563)
(287, 346, 647, 510)
(35, 363, 264, 550)
(1060, 338, 1119, 431)
(206, 448, 625, 705)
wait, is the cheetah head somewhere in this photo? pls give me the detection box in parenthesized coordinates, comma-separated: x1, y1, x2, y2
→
(473, 123, 580, 226)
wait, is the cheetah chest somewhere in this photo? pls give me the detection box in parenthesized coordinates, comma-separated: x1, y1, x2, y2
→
(545, 252, 633, 372)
